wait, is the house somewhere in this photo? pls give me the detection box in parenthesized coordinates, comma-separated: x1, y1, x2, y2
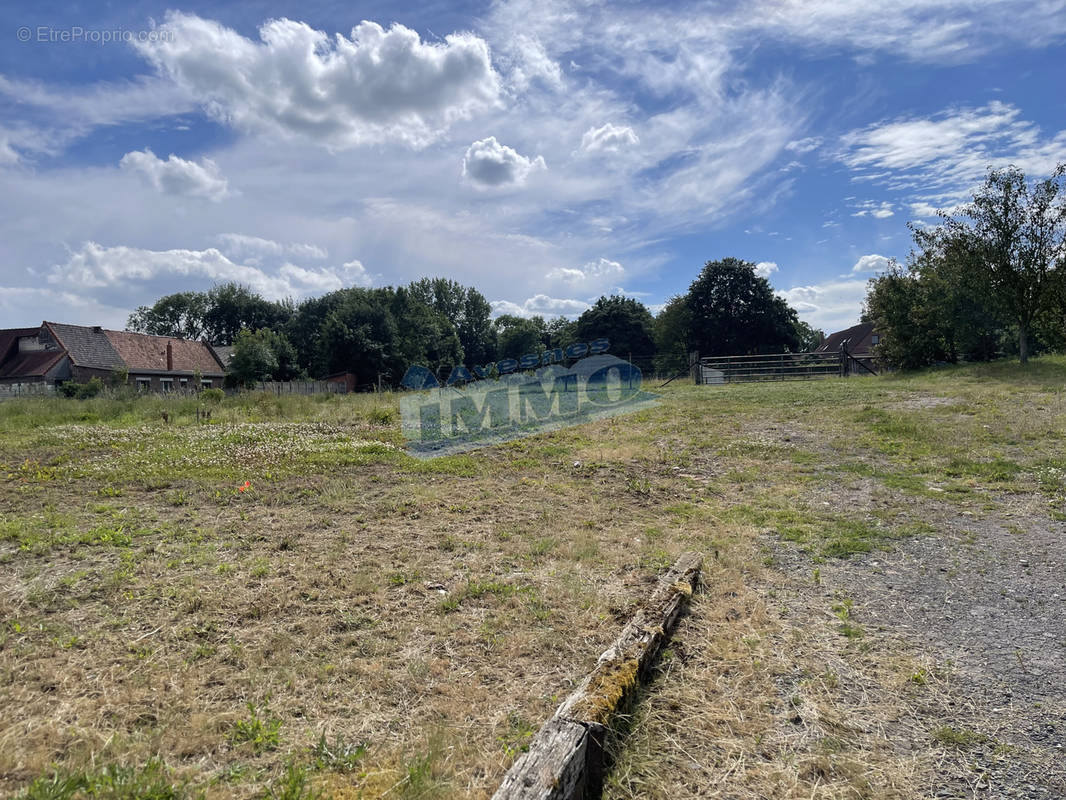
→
(0, 327, 68, 396)
(816, 322, 880, 357)
(0, 322, 227, 395)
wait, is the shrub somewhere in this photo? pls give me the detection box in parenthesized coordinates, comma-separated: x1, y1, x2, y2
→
(59, 377, 104, 399)
(200, 388, 224, 404)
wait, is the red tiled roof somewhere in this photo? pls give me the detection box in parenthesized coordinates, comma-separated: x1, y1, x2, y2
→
(104, 330, 224, 374)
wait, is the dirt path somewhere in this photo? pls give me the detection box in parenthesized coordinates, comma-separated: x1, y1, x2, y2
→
(772, 514, 1066, 797)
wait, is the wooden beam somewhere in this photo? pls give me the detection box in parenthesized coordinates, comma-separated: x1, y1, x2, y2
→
(491, 551, 702, 800)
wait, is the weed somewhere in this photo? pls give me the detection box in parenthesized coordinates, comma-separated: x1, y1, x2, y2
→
(16, 759, 184, 800)
(229, 699, 283, 754)
(263, 762, 322, 800)
(309, 734, 368, 772)
(932, 726, 990, 749)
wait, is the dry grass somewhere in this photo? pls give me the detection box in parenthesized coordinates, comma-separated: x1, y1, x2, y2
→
(604, 534, 939, 799)
(2, 357, 1065, 798)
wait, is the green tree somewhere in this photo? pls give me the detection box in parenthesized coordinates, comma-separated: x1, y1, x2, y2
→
(943, 164, 1066, 363)
(686, 258, 801, 356)
(793, 320, 825, 352)
(408, 278, 495, 365)
(546, 317, 578, 350)
(494, 315, 547, 360)
(390, 286, 463, 377)
(574, 295, 655, 360)
(653, 295, 692, 374)
(317, 290, 400, 382)
(230, 329, 280, 387)
(862, 263, 948, 370)
(202, 283, 294, 346)
(127, 291, 208, 339)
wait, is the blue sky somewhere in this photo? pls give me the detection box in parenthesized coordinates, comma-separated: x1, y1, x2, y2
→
(2, 0, 1064, 334)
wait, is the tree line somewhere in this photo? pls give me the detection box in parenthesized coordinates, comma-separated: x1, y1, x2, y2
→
(864, 164, 1066, 368)
(128, 261, 824, 389)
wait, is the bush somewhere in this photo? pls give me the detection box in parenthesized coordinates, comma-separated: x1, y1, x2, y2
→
(200, 388, 224, 404)
(59, 377, 104, 399)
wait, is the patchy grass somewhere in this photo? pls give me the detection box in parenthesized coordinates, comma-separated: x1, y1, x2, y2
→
(3, 357, 1066, 798)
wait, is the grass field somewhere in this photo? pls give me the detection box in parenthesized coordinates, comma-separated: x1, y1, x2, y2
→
(2, 358, 1065, 799)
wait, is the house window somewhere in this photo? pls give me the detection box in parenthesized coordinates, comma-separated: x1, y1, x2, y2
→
(136, 378, 151, 392)
(201, 380, 213, 389)
(160, 378, 173, 393)
(179, 378, 188, 389)
(871, 334, 880, 345)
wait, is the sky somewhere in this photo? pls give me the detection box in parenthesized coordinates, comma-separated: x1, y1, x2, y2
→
(1, 0, 1064, 335)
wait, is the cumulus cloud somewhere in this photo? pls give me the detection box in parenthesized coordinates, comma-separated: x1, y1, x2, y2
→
(504, 34, 564, 90)
(119, 148, 229, 201)
(47, 241, 370, 300)
(778, 279, 869, 332)
(754, 261, 779, 278)
(133, 13, 501, 148)
(849, 254, 893, 274)
(546, 257, 625, 294)
(581, 123, 640, 153)
(491, 294, 590, 318)
(462, 137, 546, 187)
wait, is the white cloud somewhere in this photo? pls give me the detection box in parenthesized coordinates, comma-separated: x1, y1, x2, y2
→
(849, 254, 893, 274)
(462, 137, 546, 187)
(119, 149, 229, 201)
(47, 241, 370, 300)
(133, 13, 501, 148)
(778, 279, 870, 332)
(850, 200, 895, 218)
(785, 136, 822, 154)
(581, 123, 640, 153)
(503, 34, 564, 91)
(754, 261, 779, 278)
(749, 0, 1066, 62)
(838, 102, 1066, 215)
(0, 286, 133, 329)
(0, 74, 195, 131)
(546, 257, 625, 295)
(0, 135, 18, 165)
(216, 233, 328, 261)
(491, 294, 590, 318)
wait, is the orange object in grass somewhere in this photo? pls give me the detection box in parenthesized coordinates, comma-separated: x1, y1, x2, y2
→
(238, 481, 251, 492)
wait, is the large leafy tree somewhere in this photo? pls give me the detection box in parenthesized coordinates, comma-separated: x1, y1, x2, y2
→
(793, 320, 825, 352)
(127, 284, 294, 346)
(653, 295, 692, 374)
(408, 277, 495, 365)
(317, 289, 400, 381)
(228, 328, 300, 386)
(863, 264, 948, 370)
(494, 315, 548, 360)
(127, 291, 208, 340)
(202, 283, 294, 346)
(390, 286, 463, 376)
(943, 164, 1066, 363)
(574, 295, 655, 360)
(686, 258, 801, 356)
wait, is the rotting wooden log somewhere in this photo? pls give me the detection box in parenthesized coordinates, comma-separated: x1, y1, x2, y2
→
(492, 551, 702, 800)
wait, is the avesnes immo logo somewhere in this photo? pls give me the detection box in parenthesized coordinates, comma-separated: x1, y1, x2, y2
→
(398, 338, 658, 458)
